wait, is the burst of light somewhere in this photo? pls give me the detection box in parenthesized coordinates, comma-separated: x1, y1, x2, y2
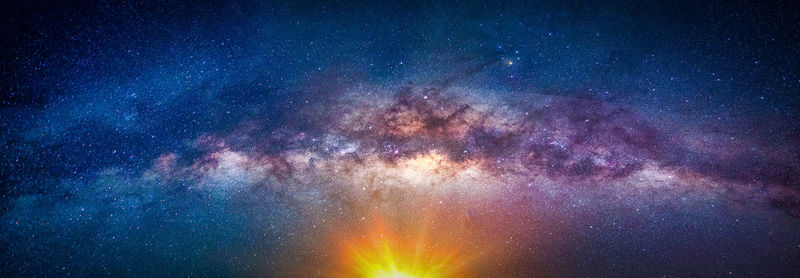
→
(372, 271, 420, 278)
(335, 217, 463, 278)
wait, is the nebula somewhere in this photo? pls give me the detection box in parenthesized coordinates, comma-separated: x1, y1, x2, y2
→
(125, 82, 798, 275)
(2, 1, 799, 277)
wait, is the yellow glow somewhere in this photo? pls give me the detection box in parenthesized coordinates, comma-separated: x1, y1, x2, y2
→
(373, 272, 418, 278)
(335, 218, 463, 278)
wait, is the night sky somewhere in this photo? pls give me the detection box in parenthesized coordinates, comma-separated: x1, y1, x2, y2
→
(2, 1, 800, 277)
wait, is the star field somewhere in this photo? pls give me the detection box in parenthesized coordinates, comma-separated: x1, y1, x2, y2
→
(1, 1, 799, 277)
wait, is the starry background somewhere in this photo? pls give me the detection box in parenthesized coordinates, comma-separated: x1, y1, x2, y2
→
(1, 0, 799, 277)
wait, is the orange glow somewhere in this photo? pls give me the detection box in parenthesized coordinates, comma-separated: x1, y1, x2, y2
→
(333, 217, 467, 278)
